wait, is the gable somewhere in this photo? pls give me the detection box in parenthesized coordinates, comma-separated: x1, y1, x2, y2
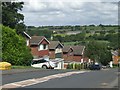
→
(49, 41, 63, 50)
(40, 38, 50, 45)
(30, 36, 49, 46)
(56, 44, 63, 49)
(23, 31, 31, 39)
(68, 48, 73, 53)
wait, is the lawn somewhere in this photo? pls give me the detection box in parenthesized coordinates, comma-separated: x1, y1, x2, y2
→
(11, 66, 35, 69)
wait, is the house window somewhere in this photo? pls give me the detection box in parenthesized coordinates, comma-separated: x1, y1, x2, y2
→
(69, 52, 73, 56)
(55, 48, 62, 53)
(26, 40, 29, 46)
(38, 44, 48, 51)
(43, 44, 47, 49)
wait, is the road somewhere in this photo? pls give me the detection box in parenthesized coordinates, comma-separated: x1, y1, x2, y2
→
(2, 68, 119, 89)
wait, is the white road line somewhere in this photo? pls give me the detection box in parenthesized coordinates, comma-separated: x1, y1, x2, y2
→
(2, 71, 88, 88)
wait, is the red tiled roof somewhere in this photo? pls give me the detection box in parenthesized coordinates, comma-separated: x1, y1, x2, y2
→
(30, 36, 47, 45)
(49, 41, 63, 49)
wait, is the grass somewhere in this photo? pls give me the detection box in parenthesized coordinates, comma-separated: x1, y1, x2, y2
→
(53, 34, 66, 37)
(96, 40, 110, 44)
(11, 66, 35, 69)
(63, 42, 77, 45)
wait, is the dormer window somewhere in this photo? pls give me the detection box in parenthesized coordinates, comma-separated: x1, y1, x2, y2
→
(38, 44, 48, 51)
(43, 44, 48, 49)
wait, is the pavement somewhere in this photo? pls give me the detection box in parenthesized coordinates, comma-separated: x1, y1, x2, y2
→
(2, 71, 88, 89)
(1, 68, 119, 89)
(22, 68, 118, 88)
(2, 69, 78, 85)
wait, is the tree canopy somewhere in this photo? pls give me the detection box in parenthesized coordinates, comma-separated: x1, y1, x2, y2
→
(85, 40, 112, 66)
(2, 2, 26, 34)
(2, 25, 33, 65)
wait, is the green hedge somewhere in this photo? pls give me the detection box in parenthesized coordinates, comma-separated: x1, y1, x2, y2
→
(67, 63, 81, 70)
(2, 25, 33, 66)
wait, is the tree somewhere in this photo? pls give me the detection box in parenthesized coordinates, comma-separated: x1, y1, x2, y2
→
(85, 40, 112, 65)
(2, 25, 33, 66)
(2, 2, 25, 34)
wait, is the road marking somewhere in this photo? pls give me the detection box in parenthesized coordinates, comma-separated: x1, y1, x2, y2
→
(102, 69, 110, 71)
(2, 71, 89, 88)
(101, 83, 108, 86)
(100, 77, 118, 88)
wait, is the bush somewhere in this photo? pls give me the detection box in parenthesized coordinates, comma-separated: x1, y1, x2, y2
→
(2, 25, 33, 66)
(67, 63, 81, 70)
(74, 63, 78, 69)
(112, 64, 119, 68)
(67, 63, 72, 69)
(77, 64, 81, 70)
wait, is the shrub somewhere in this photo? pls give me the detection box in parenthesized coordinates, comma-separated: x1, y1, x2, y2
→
(77, 64, 81, 70)
(2, 25, 33, 66)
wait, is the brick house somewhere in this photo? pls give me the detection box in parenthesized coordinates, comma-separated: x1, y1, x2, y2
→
(111, 50, 120, 65)
(49, 41, 64, 59)
(29, 36, 50, 58)
(72, 46, 85, 62)
(63, 46, 74, 62)
(63, 45, 85, 62)
(23, 31, 31, 46)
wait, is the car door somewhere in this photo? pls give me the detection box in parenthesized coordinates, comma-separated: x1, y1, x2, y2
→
(37, 59, 48, 68)
(31, 60, 41, 68)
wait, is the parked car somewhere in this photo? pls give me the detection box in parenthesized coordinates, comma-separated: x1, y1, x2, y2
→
(101, 65, 107, 69)
(31, 58, 57, 69)
(88, 64, 101, 70)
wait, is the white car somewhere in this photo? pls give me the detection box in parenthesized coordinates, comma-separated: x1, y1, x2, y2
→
(31, 58, 57, 69)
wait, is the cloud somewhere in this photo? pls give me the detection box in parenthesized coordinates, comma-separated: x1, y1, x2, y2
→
(19, 0, 118, 26)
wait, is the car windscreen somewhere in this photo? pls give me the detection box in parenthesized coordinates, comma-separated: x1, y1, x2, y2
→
(31, 59, 47, 65)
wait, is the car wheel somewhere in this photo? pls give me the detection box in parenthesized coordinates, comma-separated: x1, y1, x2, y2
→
(42, 65, 47, 69)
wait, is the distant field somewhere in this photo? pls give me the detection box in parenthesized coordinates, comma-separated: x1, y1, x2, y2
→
(63, 40, 109, 46)
(63, 42, 77, 45)
(53, 34, 66, 37)
(96, 40, 110, 44)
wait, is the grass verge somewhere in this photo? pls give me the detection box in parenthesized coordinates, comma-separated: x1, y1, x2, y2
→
(11, 66, 35, 69)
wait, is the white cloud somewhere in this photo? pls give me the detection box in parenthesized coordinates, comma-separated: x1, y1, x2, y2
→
(19, 0, 118, 26)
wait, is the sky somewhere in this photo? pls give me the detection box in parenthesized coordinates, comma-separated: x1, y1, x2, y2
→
(17, 0, 119, 26)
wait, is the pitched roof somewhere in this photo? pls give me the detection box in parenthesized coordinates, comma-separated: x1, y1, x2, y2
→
(63, 46, 73, 52)
(23, 31, 31, 39)
(72, 46, 85, 55)
(111, 50, 119, 56)
(49, 41, 64, 49)
(30, 36, 49, 45)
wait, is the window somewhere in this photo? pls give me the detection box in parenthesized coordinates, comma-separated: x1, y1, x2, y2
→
(38, 44, 48, 51)
(26, 40, 29, 46)
(55, 48, 62, 53)
(38, 59, 47, 63)
(55, 53, 62, 58)
(32, 59, 47, 65)
(43, 44, 47, 49)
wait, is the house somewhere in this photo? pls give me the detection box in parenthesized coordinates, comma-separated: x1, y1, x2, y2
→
(63, 46, 74, 62)
(63, 45, 86, 68)
(23, 31, 31, 46)
(111, 50, 120, 65)
(49, 41, 64, 69)
(63, 46, 74, 68)
(72, 46, 85, 62)
(49, 41, 64, 59)
(63, 45, 85, 62)
(29, 36, 50, 58)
